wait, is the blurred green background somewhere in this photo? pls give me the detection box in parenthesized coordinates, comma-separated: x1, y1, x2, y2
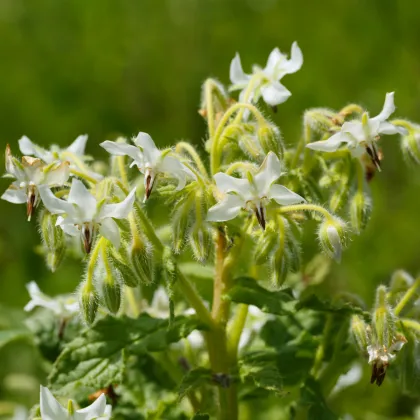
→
(1, 0, 420, 417)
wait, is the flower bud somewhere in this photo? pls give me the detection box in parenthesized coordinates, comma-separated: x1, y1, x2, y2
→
(101, 277, 122, 314)
(318, 217, 347, 262)
(108, 247, 139, 288)
(401, 127, 420, 165)
(304, 108, 340, 133)
(373, 285, 394, 349)
(80, 282, 98, 325)
(189, 223, 212, 263)
(239, 133, 263, 161)
(271, 247, 288, 287)
(39, 211, 66, 272)
(349, 191, 371, 234)
(254, 222, 278, 265)
(131, 243, 153, 284)
(350, 315, 369, 354)
(171, 195, 194, 254)
(258, 124, 284, 158)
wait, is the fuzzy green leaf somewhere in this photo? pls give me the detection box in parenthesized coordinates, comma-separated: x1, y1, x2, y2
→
(225, 277, 295, 315)
(49, 314, 205, 395)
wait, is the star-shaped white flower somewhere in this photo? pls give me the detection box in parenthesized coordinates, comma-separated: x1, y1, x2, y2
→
(230, 42, 303, 108)
(24, 281, 79, 318)
(306, 92, 407, 169)
(40, 386, 110, 420)
(100, 132, 194, 201)
(38, 178, 136, 252)
(207, 152, 305, 228)
(1, 145, 70, 220)
(19, 135, 102, 181)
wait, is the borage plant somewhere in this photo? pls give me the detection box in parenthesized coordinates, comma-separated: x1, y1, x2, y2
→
(3, 41, 420, 420)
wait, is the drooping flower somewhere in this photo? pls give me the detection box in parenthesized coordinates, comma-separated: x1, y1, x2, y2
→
(207, 152, 305, 229)
(1, 145, 70, 220)
(38, 178, 136, 252)
(39, 385, 111, 420)
(230, 42, 303, 108)
(24, 281, 79, 318)
(306, 92, 407, 169)
(19, 135, 103, 181)
(100, 132, 195, 201)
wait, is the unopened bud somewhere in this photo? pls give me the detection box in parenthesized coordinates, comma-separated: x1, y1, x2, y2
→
(80, 282, 98, 325)
(285, 233, 301, 273)
(189, 224, 212, 263)
(39, 211, 66, 272)
(172, 195, 194, 254)
(254, 222, 278, 264)
(373, 285, 394, 349)
(329, 184, 349, 213)
(109, 247, 139, 288)
(131, 243, 153, 284)
(351, 315, 369, 354)
(258, 124, 284, 158)
(304, 108, 339, 133)
(101, 277, 122, 314)
(318, 217, 347, 262)
(271, 247, 288, 287)
(349, 191, 371, 234)
(402, 129, 420, 165)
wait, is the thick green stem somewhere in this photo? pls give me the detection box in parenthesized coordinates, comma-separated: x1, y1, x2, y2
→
(70, 169, 98, 185)
(394, 277, 420, 316)
(227, 304, 249, 361)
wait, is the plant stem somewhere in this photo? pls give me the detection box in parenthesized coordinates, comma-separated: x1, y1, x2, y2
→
(280, 203, 333, 221)
(394, 277, 420, 316)
(205, 79, 217, 139)
(70, 169, 98, 185)
(227, 304, 249, 361)
(176, 142, 210, 179)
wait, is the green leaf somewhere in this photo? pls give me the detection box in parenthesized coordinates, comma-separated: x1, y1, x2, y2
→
(178, 367, 213, 401)
(300, 377, 338, 420)
(239, 351, 284, 395)
(296, 293, 368, 318)
(49, 314, 206, 395)
(224, 277, 295, 315)
(0, 329, 31, 349)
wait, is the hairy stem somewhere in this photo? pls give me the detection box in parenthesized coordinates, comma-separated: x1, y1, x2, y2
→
(394, 277, 420, 316)
(280, 203, 334, 222)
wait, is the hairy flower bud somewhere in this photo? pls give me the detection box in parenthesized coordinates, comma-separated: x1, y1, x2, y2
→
(108, 247, 139, 288)
(254, 222, 278, 264)
(318, 217, 347, 262)
(258, 124, 284, 158)
(189, 223, 212, 263)
(401, 125, 420, 165)
(304, 108, 340, 133)
(171, 195, 194, 254)
(271, 247, 289, 287)
(373, 285, 394, 349)
(39, 211, 66, 272)
(351, 315, 370, 355)
(131, 243, 153, 284)
(349, 191, 371, 234)
(80, 282, 98, 325)
(101, 277, 122, 314)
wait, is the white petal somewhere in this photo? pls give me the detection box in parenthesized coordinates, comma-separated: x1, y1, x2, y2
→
(100, 141, 143, 165)
(67, 135, 88, 156)
(341, 121, 365, 143)
(260, 82, 291, 106)
(230, 53, 251, 85)
(371, 92, 395, 122)
(254, 152, 282, 195)
(1, 186, 27, 204)
(99, 188, 136, 220)
(378, 121, 405, 135)
(133, 132, 161, 165)
(74, 394, 107, 420)
(327, 225, 342, 262)
(207, 194, 244, 222)
(59, 220, 80, 236)
(269, 184, 305, 205)
(68, 179, 97, 221)
(99, 218, 121, 249)
(18, 136, 39, 156)
(281, 41, 303, 75)
(43, 162, 70, 186)
(265, 48, 285, 74)
(214, 173, 250, 197)
(39, 386, 67, 420)
(306, 132, 346, 152)
(38, 185, 75, 215)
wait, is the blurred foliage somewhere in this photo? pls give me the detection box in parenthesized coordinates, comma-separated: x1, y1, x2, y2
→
(1, 0, 420, 418)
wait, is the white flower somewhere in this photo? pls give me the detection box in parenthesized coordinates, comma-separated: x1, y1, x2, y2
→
(24, 281, 79, 318)
(230, 42, 303, 107)
(12, 406, 28, 420)
(40, 385, 110, 420)
(19, 135, 102, 181)
(207, 152, 305, 228)
(306, 92, 407, 169)
(1, 145, 70, 220)
(100, 132, 194, 201)
(331, 363, 363, 395)
(38, 178, 136, 252)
